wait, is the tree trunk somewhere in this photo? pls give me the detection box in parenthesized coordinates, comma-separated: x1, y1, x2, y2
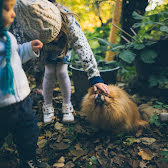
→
(105, 0, 123, 61)
(121, 0, 148, 44)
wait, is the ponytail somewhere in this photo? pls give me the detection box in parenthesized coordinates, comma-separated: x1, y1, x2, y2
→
(0, 0, 15, 95)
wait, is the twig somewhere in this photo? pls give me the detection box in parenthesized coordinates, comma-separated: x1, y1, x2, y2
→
(111, 23, 137, 41)
(121, 35, 131, 43)
(130, 28, 137, 36)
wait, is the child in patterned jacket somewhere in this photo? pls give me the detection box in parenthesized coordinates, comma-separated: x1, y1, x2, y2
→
(0, 0, 46, 167)
(13, 0, 109, 124)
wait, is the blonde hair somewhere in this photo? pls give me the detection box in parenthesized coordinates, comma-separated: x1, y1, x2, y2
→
(49, 0, 76, 57)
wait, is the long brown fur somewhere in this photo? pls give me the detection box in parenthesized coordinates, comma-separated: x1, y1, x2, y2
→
(81, 85, 148, 133)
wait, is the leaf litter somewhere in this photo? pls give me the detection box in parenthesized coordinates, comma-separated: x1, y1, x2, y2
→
(0, 84, 168, 168)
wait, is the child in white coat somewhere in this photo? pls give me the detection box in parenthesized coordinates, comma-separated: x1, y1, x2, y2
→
(0, 0, 45, 167)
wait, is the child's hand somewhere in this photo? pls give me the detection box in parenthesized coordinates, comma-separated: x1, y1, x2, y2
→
(93, 83, 109, 95)
(31, 40, 43, 52)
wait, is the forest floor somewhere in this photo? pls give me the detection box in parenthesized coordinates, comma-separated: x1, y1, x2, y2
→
(0, 82, 168, 168)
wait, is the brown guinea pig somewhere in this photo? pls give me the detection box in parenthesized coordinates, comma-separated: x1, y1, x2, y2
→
(81, 85, 148, 133)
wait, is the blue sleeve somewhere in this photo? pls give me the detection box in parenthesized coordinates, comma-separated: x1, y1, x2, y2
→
(18, 42, 39, 64)
(89, 76, 104, 86)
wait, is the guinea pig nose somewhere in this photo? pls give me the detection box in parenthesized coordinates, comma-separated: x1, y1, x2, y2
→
(95, 94, 104, 105)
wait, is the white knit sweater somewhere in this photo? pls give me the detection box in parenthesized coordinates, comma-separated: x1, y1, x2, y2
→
(0, 31, 39, 107)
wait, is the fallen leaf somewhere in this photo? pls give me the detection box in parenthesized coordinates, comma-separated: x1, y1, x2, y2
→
(140, 137, 156, 145)
(4, 148, 15, 152)
(75, 124, 86, 133)
(58, 156, 65, 163)
(38, 136, 45, 140)
(136, 129, 143, 137)
(37, 139, 47, 149)
(65, 161, 75, 168)
(96, 153, 108, 166)
(50, 142, 70, 150)
(73, 110, 77, 116)
(45, 130, 52, 138)
(70, 149, 87, 161)
(53, 163, 64, 168)
(52, 116, 56, 120)
(138, 148, 154, 160)
(70, 149, 87, 157)
(75, 144, 83, 150)
(129, 159, 139, 168)
(37, 122, 43, 127)
(54, 122, 64, 130)
(139, 161, 148, 168)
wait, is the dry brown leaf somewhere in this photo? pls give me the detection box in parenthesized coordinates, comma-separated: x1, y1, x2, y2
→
(45, 130, 52, 138)
(139, 161, 148, 168)
(57, 156, 65, 163)
(129, 159, 139, 168)
(70, 149, 87, 158)
(138, 148, 154, 160)
(54, 122, 64, 130)
(37, 139, 47, 149)
(136, 129, 143, 137)
(65, 161, 75, 168)
(140, 137, 156, 145)
(53, 163, 64, 168)
(38, 136, 45, 140)
(52, 116, 56, 120)
(50, 142, 70, 150)
(37, 122, 43, 127)
(73, 110, 77, 116)
(75, 144, 83, 150)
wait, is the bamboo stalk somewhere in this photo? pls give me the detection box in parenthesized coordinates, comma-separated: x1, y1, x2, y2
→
(105, 0, 123, 61)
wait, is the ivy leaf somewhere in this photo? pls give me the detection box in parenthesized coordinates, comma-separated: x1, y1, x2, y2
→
(94, 38, 116, 49)
(133, 43, 145, 50)
(150, 115, 160, 127)
(112, 45, 126, 51)
(160, 26, 168, 33)
(132, 11, 148, 20)
(148, 75, 159, 87)
(140, 49, 157, 63)
(132, 22, 144, 28)
(90, 156, 98, 164)
(119, 50, 136, 64)
(132, 21, 155, 28)
(145, 41, 157, 46)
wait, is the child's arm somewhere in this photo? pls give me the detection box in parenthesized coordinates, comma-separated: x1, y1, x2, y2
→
(68, 16, 100, 80)
(68, 16, 109, 94)
(18, 40, 43, 64)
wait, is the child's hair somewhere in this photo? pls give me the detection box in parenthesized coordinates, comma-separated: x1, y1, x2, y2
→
(0, 0, 4, 32)
(47, 0, 76, 56)
(0, 0, 15, 95)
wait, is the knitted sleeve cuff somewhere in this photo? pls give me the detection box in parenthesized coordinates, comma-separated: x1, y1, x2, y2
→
(89, 76, 104, 86)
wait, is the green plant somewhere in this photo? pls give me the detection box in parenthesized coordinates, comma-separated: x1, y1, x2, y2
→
(65, 125, 77, 142)
(161, 150, 168, 162)
(150, 115, 161, 127)
(123, 137, 138, 146)
(90, 156, 98, 165)
(85, 156, 98, 168)
(96, 4, 168, 87)
(152, 101, 168, 109)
